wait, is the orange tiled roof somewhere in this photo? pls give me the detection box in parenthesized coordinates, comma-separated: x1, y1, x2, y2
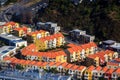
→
(101, 67, 109, 72)
(114, 68, 120, 73)
(67, 48, 75, 54)
(39, 32, 64, 42)
(0, 26, 3, 28)
(58, 51, 67, 56)
(87, 50, 113, 61)
(107, 62, 119, 66)
(42, 50, 66, 58)
(14, 26, 28, 33)
(23, 60, 31, 65)
(114, 58, 120, 62)
(87, 65, 95, 71)
(61, 62, 68, 67)
(18, 60, 26, 64)
(89, 42, 97, 47)
(67, 43, 76, 47)
(3, 56, 11, 61)
(49, 62, 55, 66)
(81, 43, 90, 50)
(34, 62, 43, 67)
(41, 62, 48, 66)
(12, 59, 20, 64)
(95, 66, 102, 71)
(55, 62, 63, 67)
(4, 21, 16, 26)
(71, 65, 79, 70)
(65, 64, 74, 69)
(29, 61, 37, 65)
(9, 57, 17, 62)
(105, 50, 114, 55)
(77, 66, 86, 71)
(106, 68, 114, 74)
(21, 44, 37, 56)
(27, 30, 46, 36)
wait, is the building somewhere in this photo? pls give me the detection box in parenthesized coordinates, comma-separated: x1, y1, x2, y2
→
(112, 68, 120, 80)
(80, 34, 95, 44)
(100, 40, 120, 53)
(0, 46, 17, 60)
(93, 66, 102, 80)
(110, 43, 120, 53)
(87, 50, 118, 66)
(69, 29, 95, 44)
(57, 62, 68, 73)
(68, 65, 79, 75)
(66, 42, 97, 62)
(69, 29, 86, 40)
(99, 67, 109, 79)
(35, 32, 65, 51)
(22, 46, 67, 63)
(100, 40, 116, 49)
(76, 66, 86, 79)
(1, 21, 19, 33)
(27, 30, 50, 43)
(0, 33, 27, 47)
(0, 22, 6, 34)
(13, 26, 31, 37)
(37, 22, 60, 34)
(104, 68, 115, 80)
(107, 58, 120, 69)
(84, 65, 95, 80)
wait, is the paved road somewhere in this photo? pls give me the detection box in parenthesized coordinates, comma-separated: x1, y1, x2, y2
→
(0, 0, 48, 22)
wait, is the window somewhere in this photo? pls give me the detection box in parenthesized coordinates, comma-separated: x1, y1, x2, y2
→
(86, 72, 88, 74)
(96, 73, 98, 75)
(113, 74, 115, 77)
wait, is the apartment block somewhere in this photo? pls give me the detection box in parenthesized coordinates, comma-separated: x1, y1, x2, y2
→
(37, 22, 60, 34)
(69, 29, 95, 44)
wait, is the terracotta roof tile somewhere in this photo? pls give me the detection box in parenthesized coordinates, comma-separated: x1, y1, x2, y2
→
(65, 64, 74, 69)
(114, 68, 120, 73)
(101, 67, 108, 72)
(106, 68, 114, 74)
(3, 56, 11, 61)
(55, 62, 63, 67)
(71, 65, 79, 70)
(87, 65, 95, 71)
(95, 66, 102, 71)
(41, 62, 48, 66)
(77, 66, 86, 71)
(29, 61, 37, 65)
(49, 62, 55, 66)
(34, 62, 43, 67)
(61, 62, 68, 67)
(107, 62, 119, 66)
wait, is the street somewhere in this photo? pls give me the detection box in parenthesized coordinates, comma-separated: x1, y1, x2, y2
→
(0, 0, 48, 22)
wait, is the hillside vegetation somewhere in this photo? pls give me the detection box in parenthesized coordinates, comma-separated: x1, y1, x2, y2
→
(37, 0, 120, 42)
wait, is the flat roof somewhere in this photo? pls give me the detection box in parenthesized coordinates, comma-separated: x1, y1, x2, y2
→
(72, 29, 84, 32)
(110, 43, 120, 49)
(103, 40, 116, 45)
(82, 34, 95, 37)
(0, 33, 22, 41)
(0, 22, 6, 26)
(0, 46, 16, 56)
